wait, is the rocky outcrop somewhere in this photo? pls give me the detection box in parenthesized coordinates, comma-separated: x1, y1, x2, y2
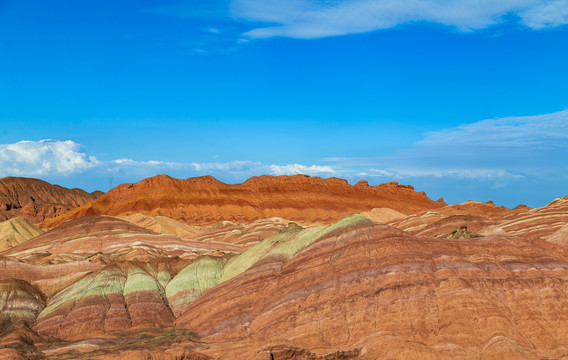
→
(0, 218, 44, 252)
(0, 177, 102, 224)
(176, 222, 568, 360)
(39, 175, 445, 228)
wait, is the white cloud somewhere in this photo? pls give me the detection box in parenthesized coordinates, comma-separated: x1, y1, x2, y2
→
(0, 140, 99, 177)
(231, 0, 568, 39)
(269, 163, 337, 176)
(520, 0, 568, 28)
(0, 139, 342, 180)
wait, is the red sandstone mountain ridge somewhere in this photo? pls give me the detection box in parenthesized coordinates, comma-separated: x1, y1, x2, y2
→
(1, 175, 568, 359)
(0, 177, 103, 224)
(39, 174, 447, 229)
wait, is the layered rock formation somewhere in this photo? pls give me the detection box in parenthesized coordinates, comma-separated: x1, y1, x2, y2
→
(0, 217, 44, 252)
(118, 213, 201, 238)
(189, 217, 292, 247)
(0, 255, 103, 298)
(1, 175, 568, 359)
(497, 195, 568, 242)
(39, 175, 445, 228)
(3, 216, 244, 264)
(0, 279, 45, 326)
(175, 220, 568, 360)
(0, 177, 102, 224)
(36, 262, 176, 340)
(389, 200, 531, 237)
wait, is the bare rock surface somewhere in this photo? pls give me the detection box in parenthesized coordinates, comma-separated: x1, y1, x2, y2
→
(176, 221, 568, 360)
(389, 200, 530, 237)
(118, 213, 202, 238)
(40, 175, 445, 228)
(0, 218, 44, 252)
(0, 177, 102, 224)
(3, 216, 244, 263)
(497, 195, 568, 242)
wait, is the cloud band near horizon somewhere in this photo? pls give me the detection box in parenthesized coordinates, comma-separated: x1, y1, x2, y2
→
(1, 110, 566, 188)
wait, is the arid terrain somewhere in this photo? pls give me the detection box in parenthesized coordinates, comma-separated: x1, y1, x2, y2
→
(1, 175, 568, 360)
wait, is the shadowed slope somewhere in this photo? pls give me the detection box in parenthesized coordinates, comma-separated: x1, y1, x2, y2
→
(0, 218, 44, 252)
(39, 175, 445, 228)
(176, 222, 568, 360)
(0, 177, 102, 224)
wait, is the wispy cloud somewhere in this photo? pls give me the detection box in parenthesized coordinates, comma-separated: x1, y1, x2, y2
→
(0, 140, 99, 177)
(327, 109, 568, 184)
(233, 0, 568, 39)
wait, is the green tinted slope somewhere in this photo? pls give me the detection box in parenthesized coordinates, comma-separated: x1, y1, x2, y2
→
(220, 214, 374, 283)
(165, 257, 223, 317)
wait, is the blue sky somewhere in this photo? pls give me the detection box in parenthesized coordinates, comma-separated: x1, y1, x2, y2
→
(0, 0, 567, 208)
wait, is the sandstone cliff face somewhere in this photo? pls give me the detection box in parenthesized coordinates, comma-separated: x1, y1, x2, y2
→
(0, 177, 102, 224)
(175, 222, 568, 360)
(39, 175, 445, 228)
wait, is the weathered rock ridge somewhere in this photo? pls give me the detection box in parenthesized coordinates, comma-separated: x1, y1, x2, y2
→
(40, 174, 445, 228)
(0, 177, 102, 224)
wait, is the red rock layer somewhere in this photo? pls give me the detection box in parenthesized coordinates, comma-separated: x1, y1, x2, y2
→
(39, 175, 445, 228)
(189, 217, 292, 248)
(36, 262, 176, 340)
(0, 177, 102, 224)
(0, 255, 102, 297)
(3, 216, 244, 263)
(176, 223, 568, 359)
(0, 279, 45, 326)
(389, 200, 531, 237)
(497, 196, 568, 242)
